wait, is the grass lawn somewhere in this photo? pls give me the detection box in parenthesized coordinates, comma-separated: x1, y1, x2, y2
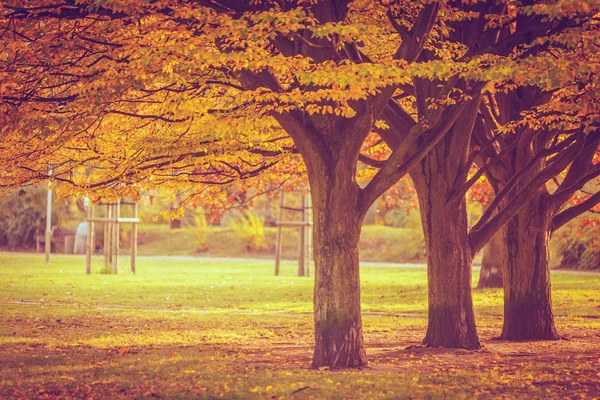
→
(1, 253, 600, 399)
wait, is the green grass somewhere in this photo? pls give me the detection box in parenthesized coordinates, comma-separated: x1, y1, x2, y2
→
(1, 253, 600, 399)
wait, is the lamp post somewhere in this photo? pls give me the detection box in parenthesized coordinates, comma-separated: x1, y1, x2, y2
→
(45, 169, 53, 263)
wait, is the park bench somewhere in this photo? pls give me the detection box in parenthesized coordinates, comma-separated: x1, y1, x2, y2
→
(36, 226, 76, 254)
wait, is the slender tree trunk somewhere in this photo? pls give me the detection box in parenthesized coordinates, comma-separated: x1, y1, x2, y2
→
(307, 155, 368, 369)
(476, 229, 504, 289)
(501, 192, 559, 340)
(412, 162, 480, 350)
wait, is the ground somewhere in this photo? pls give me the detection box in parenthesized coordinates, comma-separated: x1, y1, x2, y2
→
(1, 253, 599, 399)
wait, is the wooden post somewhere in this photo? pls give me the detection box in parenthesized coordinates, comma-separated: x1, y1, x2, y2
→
(305, 192, 312, 277)
(274, 190, 313, 277)
(104, 204, 110, 268)
(131, 202, 138, 274)
(45, 182, 52, 263)
(274, 192, 285, 276)
(85, 206, 93, 274)
(90, 205, 95, 265)
(112, 200, 120, 274)
(108, 204, 114, 266)
(298, 192, 306, 277)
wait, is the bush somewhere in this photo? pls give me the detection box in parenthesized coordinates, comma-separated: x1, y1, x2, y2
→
(552, 216, 600, 270)
(230, 210, 267, 251)
(0, 188, 60, 248)
(192, 212, 209, 251)
(0, 188, 84, 249)
(382, 209, 421, 228)
(360, 225, 426, 262)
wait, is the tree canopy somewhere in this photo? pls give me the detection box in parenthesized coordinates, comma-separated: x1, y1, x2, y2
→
(4, 1, 597, 205)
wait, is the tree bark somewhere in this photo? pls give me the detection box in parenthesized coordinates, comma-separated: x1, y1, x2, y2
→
(501, 192, 559, 340)
(476, 229, 504, 289)
(404, 93, 482, 350)
(306, 148, 368, 369)
(412, 154, 481, 349)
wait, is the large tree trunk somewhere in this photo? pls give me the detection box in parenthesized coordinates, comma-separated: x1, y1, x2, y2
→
(307, 153, 368, 369)
(501, 192, 559, 340)
(412, 153, 480, 350)
(476, 229, 504, 289)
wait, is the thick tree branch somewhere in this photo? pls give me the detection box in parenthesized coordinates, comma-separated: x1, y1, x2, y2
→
(455, 136, 519, 201)
(470, 131, 586, 255)
(550, 132, 600, 206)
(358, 154, 385, 168)
(476, 132, 580, 228)
(552, 190, 600, 232)
(393, 2, 439, 62)
(359, 100, 469, 212)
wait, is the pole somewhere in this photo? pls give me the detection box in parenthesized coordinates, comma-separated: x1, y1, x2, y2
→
(305, 192, 311, 277)
(112, 200, 120, 274)
(104, 204, 110, 268)
(107, 204, 113, 266)
(45, 171, 53, 263)
(86, 205, 92, 274)
(298, 192, 306, 277)
(90, 205, 95, 266)
(131, 202, 137, 274)
(274, 192, 285, 276)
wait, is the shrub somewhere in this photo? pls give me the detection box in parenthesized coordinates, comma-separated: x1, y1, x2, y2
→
(359, 225, 426, 262)
(0, 188, 59, 248)
(193, 212, 209, 251)
(552, 216, 600, 270)
(230, 210, 267, 251)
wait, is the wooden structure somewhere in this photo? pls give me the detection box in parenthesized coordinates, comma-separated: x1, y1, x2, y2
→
(274, 190, 312, 277)
(85, 200, 139, 274)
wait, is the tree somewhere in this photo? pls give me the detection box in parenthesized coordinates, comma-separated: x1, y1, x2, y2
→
(474, 84, 600, 340)
(0, 0, 470, 368)
(375, 0, 600, 348)
(2, 0, 599, 366)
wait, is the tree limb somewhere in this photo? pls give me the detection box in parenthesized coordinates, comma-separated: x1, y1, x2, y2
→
(552, 190, 600, 233)
(470, 130, 586, 255)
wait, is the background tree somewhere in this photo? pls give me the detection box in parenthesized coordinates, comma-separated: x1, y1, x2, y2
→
(477, 231, 504, 289)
